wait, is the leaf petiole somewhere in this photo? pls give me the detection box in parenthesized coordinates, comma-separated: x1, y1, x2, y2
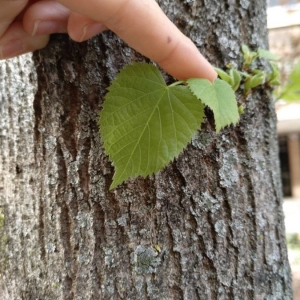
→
(168, 80, 186, 87)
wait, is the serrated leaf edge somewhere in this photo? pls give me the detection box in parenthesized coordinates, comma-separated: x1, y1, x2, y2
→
(186, 79, 239, 132)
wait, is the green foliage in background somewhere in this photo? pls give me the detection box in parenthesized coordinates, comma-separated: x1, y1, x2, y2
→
(274, 59, 300, 102)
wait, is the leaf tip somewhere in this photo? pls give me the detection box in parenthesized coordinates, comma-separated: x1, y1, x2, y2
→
(109, 178, 124, 190)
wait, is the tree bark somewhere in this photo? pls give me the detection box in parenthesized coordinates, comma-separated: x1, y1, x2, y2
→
(0, 0, 293, 299)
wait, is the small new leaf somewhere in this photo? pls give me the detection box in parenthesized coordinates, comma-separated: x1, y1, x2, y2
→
(186, 78, 239, 133)
(238, 105, 245, 115)
(257, 48, 279, 61)
(244, 73, 265, 94)
(242, 44, 258, 67)
(214, 67, 233, 85)
(229, 68, 242, 91)
(241, 44, 250, 57)
(99, 63, 205, 189)
(267, 61, 280, 84)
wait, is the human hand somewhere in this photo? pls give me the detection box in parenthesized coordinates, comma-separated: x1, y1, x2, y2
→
(0, 0, 49, 60)
(0, 0, 217, 81)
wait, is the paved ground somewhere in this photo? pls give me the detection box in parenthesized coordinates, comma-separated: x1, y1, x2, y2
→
(283, 198, 300, 299)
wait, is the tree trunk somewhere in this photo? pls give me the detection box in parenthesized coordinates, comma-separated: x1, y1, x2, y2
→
(0, 1, 293, 299)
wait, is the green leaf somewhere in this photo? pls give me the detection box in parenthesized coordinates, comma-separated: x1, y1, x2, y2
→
(281, 82, 300, 93)
(214, 67, 233, 85)
(289, 59, 300, 83)
(278, 60, 300, 102)
(186, 78, 239, 133)
(241, 44, 259, 67)
(238, 105, 245, 115)
(229, 68, 241, 91)
(244, 72, 265, 94)
(279, 83, 300, 101)
(99, 63, 205, 189)
(280, 91, 300, 101)
(250, 73, 266, 87)
(238, 71, 251, 78)
(241, 44, 250, 57)
(257, 48, 279, 61)
(269, 79, 281, 86)
(267, 61, 280, 84)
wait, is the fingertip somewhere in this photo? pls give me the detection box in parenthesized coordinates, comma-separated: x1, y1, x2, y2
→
(0, 35, 50, 60)
(157, 36, 217, 81)
(22, 1, 69, 36)
(68, 22, 107, 42)
(0, 22, 49, 60)
(67, 13, 107, 42)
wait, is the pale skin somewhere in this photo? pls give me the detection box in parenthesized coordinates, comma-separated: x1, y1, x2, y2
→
(0, 0, 217, 81)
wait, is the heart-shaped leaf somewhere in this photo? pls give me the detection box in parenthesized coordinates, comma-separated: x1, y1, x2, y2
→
(99, 63, 205, 189)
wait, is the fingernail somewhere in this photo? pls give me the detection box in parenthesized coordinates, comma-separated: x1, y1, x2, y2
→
(79, 24, 88, 42)
(0, 40, 25, 59)
(32, 20, 63, 36)
(79, 23, 106, 42)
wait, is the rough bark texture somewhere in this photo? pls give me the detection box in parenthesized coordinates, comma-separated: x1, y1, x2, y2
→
(0, 0, 293, 299)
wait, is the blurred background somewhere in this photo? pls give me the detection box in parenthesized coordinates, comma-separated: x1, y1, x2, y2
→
(267, 0, 300, 298)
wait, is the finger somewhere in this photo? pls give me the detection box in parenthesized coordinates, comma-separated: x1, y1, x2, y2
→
(57, 0, 217, 80)
(0, 21, 49, 59)
(22, 1, 69, 36)
(0, 0, 29, 37)
(67, 12, 107, 42)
